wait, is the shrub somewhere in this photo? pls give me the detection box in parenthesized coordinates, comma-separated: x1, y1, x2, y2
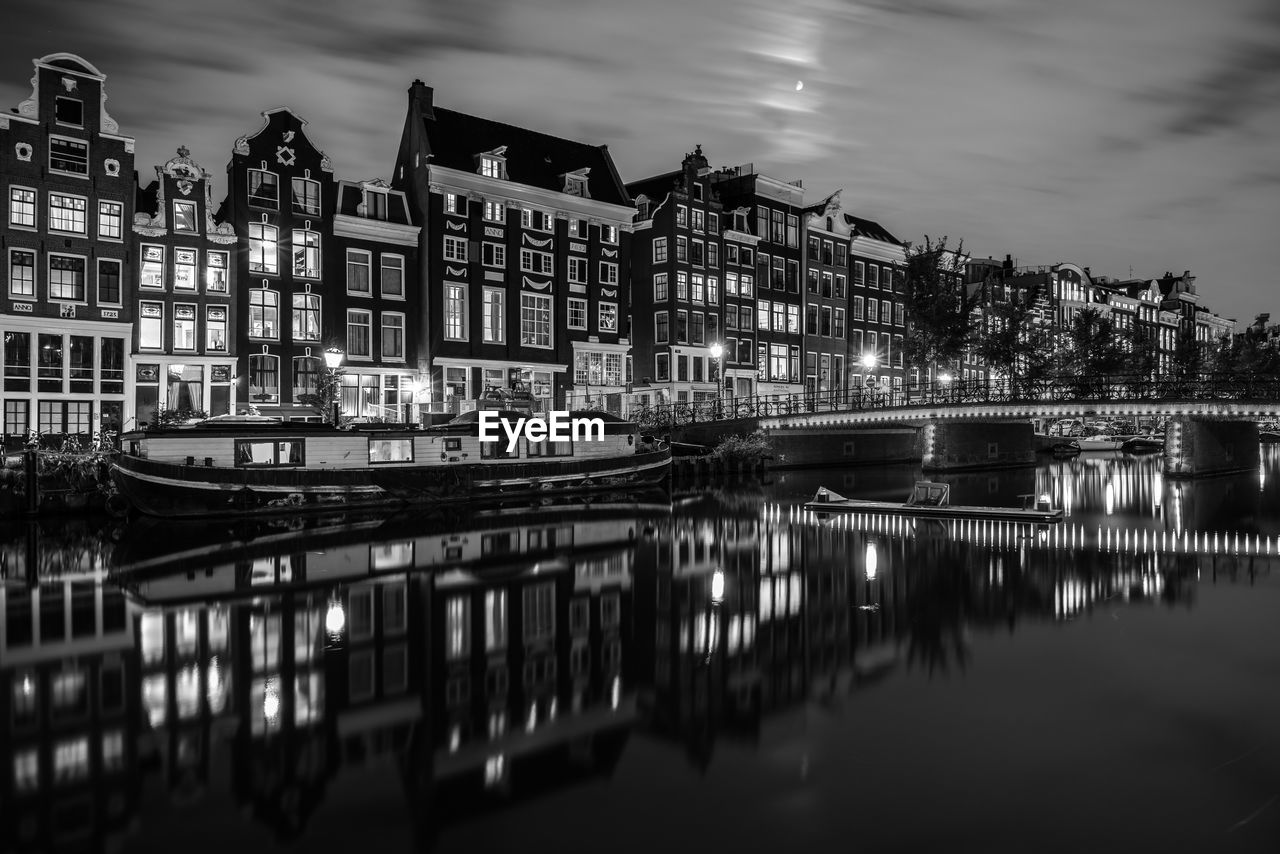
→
(711, 431, 773, 463)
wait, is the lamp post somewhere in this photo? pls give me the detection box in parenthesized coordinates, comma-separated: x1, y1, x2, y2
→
(323, 348, 344, 426)
(709, 343, 725, 418)
(861, 353, 877, 407)
(938, 370, 953, 403)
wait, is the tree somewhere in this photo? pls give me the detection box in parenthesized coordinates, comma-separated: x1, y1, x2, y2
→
(1170, 326, 1204, 389)
(298, 366, 344, 425)
(903, 236, 979, 385)
(973, 278, 1054, 396)
(1057, 307, 1125, 396)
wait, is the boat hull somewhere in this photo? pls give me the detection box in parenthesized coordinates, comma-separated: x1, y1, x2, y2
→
(111, 447, 672, 518)
(804, 497, 1063, 523)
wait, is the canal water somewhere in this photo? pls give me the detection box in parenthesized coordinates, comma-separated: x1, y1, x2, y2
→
(3, 447, 1279, 853)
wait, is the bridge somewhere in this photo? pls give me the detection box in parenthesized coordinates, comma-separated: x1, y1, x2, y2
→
(634, 373, 1280, 478)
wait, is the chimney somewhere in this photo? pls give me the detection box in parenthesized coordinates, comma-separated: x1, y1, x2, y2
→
(1003, 253, 1013, 271)
(408, 79, 435, 121)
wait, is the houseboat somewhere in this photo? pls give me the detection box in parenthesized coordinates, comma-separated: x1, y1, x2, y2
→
(110, 410, 671, 518)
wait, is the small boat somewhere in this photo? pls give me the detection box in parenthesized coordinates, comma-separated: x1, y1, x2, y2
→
(804, 481, 1064, 523)
(1076, 434, 1125, 452)
(1035, 437, 1081, 457)
(1261, 431, 1280, 445)
(1121, 435, 1164, 454)
(111, 410, 671, 518)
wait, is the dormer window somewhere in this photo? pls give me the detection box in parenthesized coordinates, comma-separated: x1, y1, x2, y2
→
(478, 146, 508, 179)
(562, 167, 591, 198)
(55, 96, 83, 127)
(361, 188, 388, 220)
(634, 194, 650, 219)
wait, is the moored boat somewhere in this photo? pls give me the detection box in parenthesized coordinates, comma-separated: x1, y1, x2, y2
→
(111, 410, 671, 518)
(1120, 435, 1164, 454)
(804, 481, 1064, 523)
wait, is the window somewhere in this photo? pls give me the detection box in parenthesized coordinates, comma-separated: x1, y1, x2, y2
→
(692, 209, 705, 233)
(598, 302, 618, 332)
(568, 297, 588, 330)
(49, 137, 88, 176)
(480, 155, 505, 179)
(249, 289, 279, 339)
(482, 242, 506, 269)
(521, 293, 552, 347)
(483, 200, 505, 222)
(676, 310, 688, 342)
(601, 224, 619, 244)
(773, 302, 786, 332)
(382, 313, 405, 359)
(290, 355, 319, 401)
(655, 311, 669, 344)
(339, 250, 370, 297)
(869, 265, 880, 289)
(676, 271, 688, 301)
(96, 258, 120, 303)
(248, 354, 279, 403)
(867, 299, 879, 323)
(520, 249, 552, 275)
(835, 274, 847, 299)
(443, 236, 468, 262)
(599, 262, 618, 285)
(248, 169, 278, 208)
(726, 305, 738, 329)
(786, 214, 799, 247)
(677, 205, 688, 227)
(173, 201, 197, 232)
(740, 306, 753, 329)
(347, 309, 372, 356)
(691, 312, 705, 344)
(443, 192, 463, 215)
(292, 230, 321, 278)
(174, 249, 197, 291)
(835, 309, 846, 338)
(55, 96, 83, 126)
(9, 250, 34, 297)
(655, 352, 670, 381)
(203, 251, 228, 293)
(808, 235, 821, 261)
(568, 256, 587, 283)
(139, 302, 164, 349)
(292, 293, 321, 341)
(174, 304, 196, 351)
(9, 187, 35, 228)
(835, 243, 847, 268)
(520, 208, 552, 231)
(821, 306, 832, 336)
(895, 302, 905, 326)
(49, 255, 85, 301)
(787, 304, 799, 334)
(654, 237, 668, 263)
(854, 261, 865, 286)
(853, 296, 864, 320)
(49, 193, 87, 234)
(740, 274, 754, 297)
(235, 439, 304, 467)
(370, 438, 414, 463)
(771, 209, 785, 243)
(692, 241, 704, 266)
(757, 300, 770, 330)
(290, 177, 320, 216)
(97, 200, 123, 239)
(362, 188, 388, 220)
(708, 243, 719, 268)
(676, 237, 688, 262)
(691, 274, 705, 303)
(786, 259, 799, 292)
(248, 223, 278, 274)
(206, 306, 227, 351)
(708, 276, 720, 304)
(654, 273, 668, 301)
(807, 268, 819, 294)
(882, 299, 893, 325)
(444, 284, 467, 341)
(483, 288, 505, 343)
(726, 244, 739, 266)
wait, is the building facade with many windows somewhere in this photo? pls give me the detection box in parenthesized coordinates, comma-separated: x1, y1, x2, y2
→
(394, 81, 634, 416)
(131, 147, 238, 425)
(1, 54, 135, 441)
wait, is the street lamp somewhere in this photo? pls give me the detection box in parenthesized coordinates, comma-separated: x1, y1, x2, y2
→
(861, 353, 878, 406)
(709, 343, 725, 417)
(323, 347, 344, 426)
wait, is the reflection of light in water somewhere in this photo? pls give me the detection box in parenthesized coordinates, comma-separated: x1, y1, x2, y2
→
(611, 676, 621, 710)
(1104, 480, 1115, 515)
(711, 569, 725, 603)
(262, 685, 280, 723)
(865, 541, 878, 580)
(484, 755, 506, 788)
(449, 725, 461, 753)
(1152, 470, 1162, 508)
(325, 601, 345, 636)
(526, 703, 537, 733)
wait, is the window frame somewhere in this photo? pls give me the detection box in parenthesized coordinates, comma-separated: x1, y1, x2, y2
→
(381, 311, 406, 360)
(173, 303, 198, 352)
(482, 287, 505, 343)
(96, 257, 122, 305)
(172, 200, 198, 233)
(8, 249, 36, 299)
(443, 284, 468, 342)
(347, 308, 373, 357)
(247, 169, 279, 209)
(97, 199, 123, 241)
(48, 135, 89, 177)
(138, 301, 165, 350)
(346, 248, 372, 296)
(8, 186, 37, 230)
(47, 252, 88, 303)
(567, 297, 588, 330)
(48, 191, 88, 235)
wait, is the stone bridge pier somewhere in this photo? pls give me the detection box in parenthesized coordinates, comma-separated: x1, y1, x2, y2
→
(919, 421, 1036, 471)
(1164, 417, 1259, 478)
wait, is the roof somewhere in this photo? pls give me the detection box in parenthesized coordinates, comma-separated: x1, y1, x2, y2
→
(425, 107, 631, 207)
(625, 170, 682, 205)
(843, 214, 902, 245)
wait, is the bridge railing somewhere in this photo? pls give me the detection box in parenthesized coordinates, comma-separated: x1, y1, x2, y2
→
(633, 372, 1280, 432)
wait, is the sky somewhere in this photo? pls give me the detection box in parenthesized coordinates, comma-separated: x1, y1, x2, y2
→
(4, 0, 1277, 328)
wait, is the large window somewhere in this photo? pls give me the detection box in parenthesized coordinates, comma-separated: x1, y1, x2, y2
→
(49, 137, 88, 176)
(8, 250, 34, 297)
(382, 313, 405, 359)
(206, 251, 228, 292)
(654, 273, 668, 301)
(206, 307, 227, 351)
(600, 262, 618, 285)
(568, 297, 587, 330)
(173, 249, 197, 291)
(248, 170, 278, 208)
(98, 201, 123, 239)
(599, 302, 618, 332)
(49, 255, 85, 301)
(482, 242, 506, 269)
(520, 293, 552, 348)
(174, 305, 196, 351)
(655, 311, 669, 344)
(248, 223, 278, 274)
(381, 254, 404, 297)
(49, 193, 87, 234)
(248, 354, 279, 404)
(483, 288, 505, 343)
(292, 230, 321, 278)
(250, 288, 279, 339)
(139, 302, 164, 349)
(9, 187, 35, 228)
(292, 356, 319, 401)
(444, 284, 467, 341)
(173, 201, 197, 232)
(291, 177, 321, 216)
(568, 257, 587, 284)
(347, 249, 371, 294)
(4, 332, 30, 392)
(443, 236, 468, 262)
(292, 293, 321, 342)
(520, 249, 552, 275)
(347, 310, 372, 357)
(654, 237, 668, 263)
(236, 439, 303, 467)
(483, 200, 505, 222)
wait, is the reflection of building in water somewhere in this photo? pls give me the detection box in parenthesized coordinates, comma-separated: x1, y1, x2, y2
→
(0, 563, 141, 852)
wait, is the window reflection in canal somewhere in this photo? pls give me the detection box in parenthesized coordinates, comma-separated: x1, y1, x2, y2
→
(1, 447, 1278, 852)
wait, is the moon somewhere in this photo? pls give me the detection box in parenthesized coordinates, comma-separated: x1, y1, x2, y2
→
(795, 80, 804, 91)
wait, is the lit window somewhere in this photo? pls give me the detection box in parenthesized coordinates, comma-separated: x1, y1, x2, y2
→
(483, 200, 505, 222)
(483, 289, 505, 343)
(568, 297, 587, 330)
(98, 200, 123, 239)
(48, 254, 86, 301)
(48, 193, 87, 234)
(8, 250, 35, 297)
(598, 302, 618, 332)
(206, 251, 228, 292)
(173, 249, 197, 291)
(206, 306, 227, 351)
(444, 285, 467, 341)
(248, 223, 278, 274)
(174, 304, 196, 351)
(249, 288, 279, 339)
(479, 155, 505, 179)
(139, 302, 164, 349)
(654, 237, 667, 262)
(444, 192, 464, 215)
(235, 439, 303, 467)
(601, 224, 619, 244)
(248, 354, 279, 403)
(292, 293, 321, 341)
(9, 187, 35, 228)
(521, 293, 552, 348)
(292, 229, 321, 278)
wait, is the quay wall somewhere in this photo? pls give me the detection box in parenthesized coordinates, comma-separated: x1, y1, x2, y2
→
(920, 422, 1036, 472)
(1164, 418, 1260, 478)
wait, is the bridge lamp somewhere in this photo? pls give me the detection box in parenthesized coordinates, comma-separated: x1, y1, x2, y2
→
(861, 353, 877, 370)
(939, 372, 954, 384)
(709, 343, 723, 360)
